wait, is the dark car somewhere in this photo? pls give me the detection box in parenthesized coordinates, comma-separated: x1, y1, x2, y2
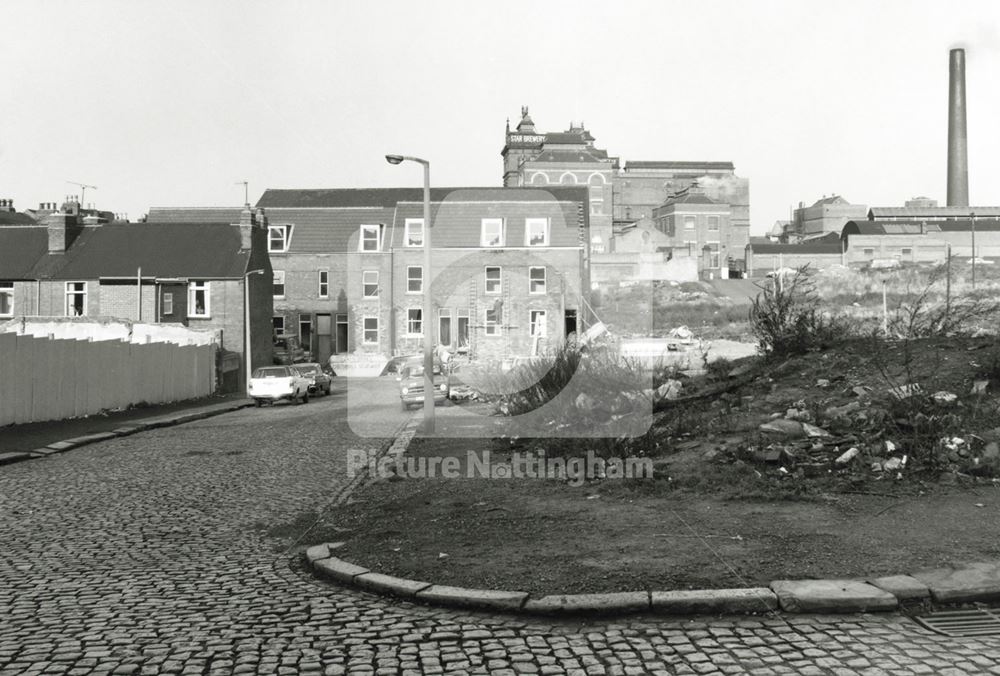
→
(273, 334, 308, 365)
(291, 362, 333, 396)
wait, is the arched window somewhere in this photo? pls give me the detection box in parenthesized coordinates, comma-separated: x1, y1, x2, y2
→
(559, 172, 578, 185)
(530, 173, 549, 185)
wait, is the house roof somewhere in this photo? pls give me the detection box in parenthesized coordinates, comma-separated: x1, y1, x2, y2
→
(810, 195, 851, 207)
(256, 186, 589, 209)
(0, 226, 48, 279)
(624, 161, 735, 172)
(748, 241, 842, 254)
(543, 132, 588, 145)
(29, 223, 250, 280)
(868, 206, 1000, 219)
(0, 210, 37, 226)
(532, 148, 609, 164)
(843, 219, 1000, 236)
(146, 207, 244, 223)
(661, 192, 722, 207)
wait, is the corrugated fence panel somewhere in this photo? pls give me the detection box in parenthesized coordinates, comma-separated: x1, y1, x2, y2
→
(0, 334, 218, 426)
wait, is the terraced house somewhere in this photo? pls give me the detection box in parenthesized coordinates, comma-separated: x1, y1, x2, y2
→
(254, 186, 590, 363)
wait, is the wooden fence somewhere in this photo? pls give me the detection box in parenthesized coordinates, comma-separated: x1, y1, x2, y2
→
(0, 333, 217, 426)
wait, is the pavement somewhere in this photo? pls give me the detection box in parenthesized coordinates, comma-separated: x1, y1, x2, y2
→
(4, 377, 1000, 674)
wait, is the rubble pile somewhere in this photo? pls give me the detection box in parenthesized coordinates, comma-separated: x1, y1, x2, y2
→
(677, 366, 1000, 482)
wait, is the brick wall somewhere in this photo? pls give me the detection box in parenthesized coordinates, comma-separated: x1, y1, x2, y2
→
(98, 282, 157, 322)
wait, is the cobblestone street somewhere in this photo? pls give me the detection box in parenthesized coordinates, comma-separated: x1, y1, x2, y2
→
(3, 382, 1000, 675)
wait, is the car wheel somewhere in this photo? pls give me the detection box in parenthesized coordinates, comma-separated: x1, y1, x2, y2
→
(401, 401, 409, 411)
(254, 399, 262, 408)
(302, 391, 309, 404)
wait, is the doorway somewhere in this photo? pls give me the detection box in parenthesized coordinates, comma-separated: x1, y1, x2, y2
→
(336, 313, 349, 353)
(315, 313, 332, 363)
(564, 309, 578, 340)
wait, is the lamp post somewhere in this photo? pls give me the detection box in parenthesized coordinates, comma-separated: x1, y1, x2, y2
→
(970, 211, 977, 290)
(244, 268, 265, 395)
(386, 154, 434, 431)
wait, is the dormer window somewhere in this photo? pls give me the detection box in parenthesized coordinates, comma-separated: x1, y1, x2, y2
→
(268, 225, 293, 252)
(404, 219, 424, 247)
(525, 218, 549, 246)
(359, 224, 382, 252)
(481, 218, 504, 247)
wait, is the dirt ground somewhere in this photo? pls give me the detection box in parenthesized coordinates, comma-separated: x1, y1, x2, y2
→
(321, 477, 1000, 595)
(307, 335, 1000, 595)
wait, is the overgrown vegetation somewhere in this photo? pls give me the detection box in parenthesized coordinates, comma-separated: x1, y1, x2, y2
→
(749, 267, 845, 357)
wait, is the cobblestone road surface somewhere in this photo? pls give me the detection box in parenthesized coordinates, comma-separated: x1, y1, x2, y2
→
(2, 380, 1000, 675)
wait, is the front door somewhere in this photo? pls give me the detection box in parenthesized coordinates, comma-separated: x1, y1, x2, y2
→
(335, 313, 349, 354)
(315, 313, 332, 364)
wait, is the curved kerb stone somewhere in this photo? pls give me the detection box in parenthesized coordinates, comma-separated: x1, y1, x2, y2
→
(305, 543, 1000, 617)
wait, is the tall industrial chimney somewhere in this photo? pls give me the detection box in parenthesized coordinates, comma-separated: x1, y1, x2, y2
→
(947, 48, 969, 206)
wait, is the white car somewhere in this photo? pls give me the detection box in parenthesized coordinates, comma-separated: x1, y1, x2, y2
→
(248, 366, 311, 406)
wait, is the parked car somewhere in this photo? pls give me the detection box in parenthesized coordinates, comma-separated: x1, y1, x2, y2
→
(380, 353, 420, 377)
(248, 366, 311, 406)
(398, 359, 449, 410)
(273, 334, 309, 365)
(291, 362, 333, 396)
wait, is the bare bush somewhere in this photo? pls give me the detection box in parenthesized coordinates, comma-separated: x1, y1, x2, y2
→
(749, 266, 845, 357)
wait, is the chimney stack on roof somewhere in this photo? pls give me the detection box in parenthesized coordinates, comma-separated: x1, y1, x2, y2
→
(947, 48, 970, 206)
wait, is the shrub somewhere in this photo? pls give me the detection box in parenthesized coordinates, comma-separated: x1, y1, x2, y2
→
(749, 266, 844, 357)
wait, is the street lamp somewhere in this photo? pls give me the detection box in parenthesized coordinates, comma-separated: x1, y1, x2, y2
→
(244, 268, 265, 396)
(970, 211, 977, 290)
(386, 154, 434, 431)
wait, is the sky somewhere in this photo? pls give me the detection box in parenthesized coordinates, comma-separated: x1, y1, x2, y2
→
(3, 0, 1000, 233)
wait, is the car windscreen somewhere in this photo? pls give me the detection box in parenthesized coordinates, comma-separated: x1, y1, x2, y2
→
(292, 366, 319, 375)
(253, 367, 289, 378)
(407, 365, 442, 377)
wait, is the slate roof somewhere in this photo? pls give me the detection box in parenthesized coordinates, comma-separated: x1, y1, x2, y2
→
(843, 219, 1000, 236)
(868, 206, 1000, 219)
(810, 195, 851, 207)
(661, 193, 722, 207)
(0, 227, 48, 279)
(0, 210, 37, 226)
(28, 223, 250, 280)
(624, 161, 735, 172)
(260, 187, 589, 253)
(748, 241, 842, 254)
(532, 148, 609, 163)
(146, 207, 244, 223)
(256, 186, 588, 209)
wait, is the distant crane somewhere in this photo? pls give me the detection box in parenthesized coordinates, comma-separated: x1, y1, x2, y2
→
(67, 181, 97, 206)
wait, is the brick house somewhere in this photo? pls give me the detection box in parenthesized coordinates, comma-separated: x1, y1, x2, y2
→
(651, 187, 749, 277)
(0, 201, 273, 389)
(253, 186, 590, 363)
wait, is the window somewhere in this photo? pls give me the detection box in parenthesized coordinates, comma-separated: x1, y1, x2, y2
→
(0, 282, 13, 317)
(363, 270, 379, 298)
(272, 316, 285, 334)
(684, 216, 696, 231)
(359, 224, 382, 252)
(162, 292, 174, 316)
(187, 281, 209, 318)
(525, 218, 549, 246)
(273, 270, 285, 298)
(318, 270, 329, 298)
(65, 282, 87, 317)
(591, 235, 605, 254)
(707, 243, 721, 268)
(268, 225, 292, 252)
(529, 266, 546, 294)
(406, 308, 423, 336)
(363, 317, 379, 344)
(707, 216, 720, 232)
(485, 266, 501, 294)
(530, 310, 547, 337)
(485, 307, 500, 335)
(404, 218, 424, 247)
(901, 248, 913, 257)
(864, 248, 875, 258)
(481, 218, 504, 247)
(406, 266, 423, 294)
(439, 308, 452, 346)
